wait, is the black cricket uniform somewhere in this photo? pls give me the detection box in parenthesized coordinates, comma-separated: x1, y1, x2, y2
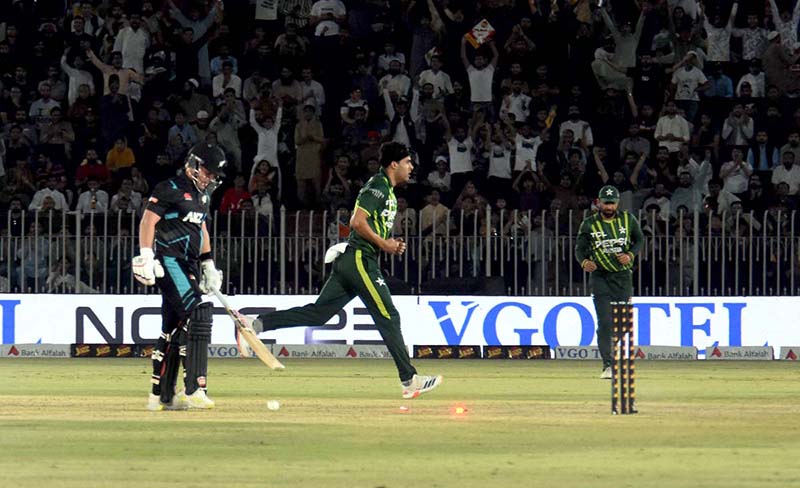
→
(146, 173, 211, 398)
(148, 173, 211, 314)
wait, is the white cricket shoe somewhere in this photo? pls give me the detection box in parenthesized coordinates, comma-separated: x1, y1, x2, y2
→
(163, 390, 189, 411)
(183, 389, 216, 409)
(401, 374, 443, 399)
(146, 393, 164, 411)
(600, 367, 612, 380)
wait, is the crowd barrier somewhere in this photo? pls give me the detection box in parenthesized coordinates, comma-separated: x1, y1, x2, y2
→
(2, 208, 799, 297)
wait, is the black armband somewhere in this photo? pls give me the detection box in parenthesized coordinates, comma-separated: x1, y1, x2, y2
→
(199, 252, 213, 262)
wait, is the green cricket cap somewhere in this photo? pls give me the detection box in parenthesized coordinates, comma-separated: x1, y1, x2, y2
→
(598, 185, 620, 203)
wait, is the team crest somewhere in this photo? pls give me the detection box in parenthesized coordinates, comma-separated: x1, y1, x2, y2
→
(202, 194, 209, 204)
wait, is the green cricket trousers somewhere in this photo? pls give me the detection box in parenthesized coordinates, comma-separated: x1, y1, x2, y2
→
(257, 246, 417, 382)
(590, 270, 633, 369)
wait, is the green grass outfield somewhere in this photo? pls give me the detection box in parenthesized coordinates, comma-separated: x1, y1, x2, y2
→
(1, 359, 798, 488)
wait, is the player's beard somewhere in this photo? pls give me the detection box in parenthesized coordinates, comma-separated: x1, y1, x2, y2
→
(601, 208, 617, 219)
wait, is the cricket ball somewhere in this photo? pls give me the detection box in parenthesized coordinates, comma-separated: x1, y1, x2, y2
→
(267, 400, 281, 411)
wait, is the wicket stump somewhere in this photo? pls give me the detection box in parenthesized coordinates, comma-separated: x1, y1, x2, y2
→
(611, 301, 636, 415)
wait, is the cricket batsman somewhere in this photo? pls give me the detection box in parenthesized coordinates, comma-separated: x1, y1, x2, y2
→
(237, 142, 443, 399)
(575, 185, 643, 379)
(134, 143, 226, 410)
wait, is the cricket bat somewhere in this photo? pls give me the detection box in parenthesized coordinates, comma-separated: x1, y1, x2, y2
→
(213, 289, 285, 370)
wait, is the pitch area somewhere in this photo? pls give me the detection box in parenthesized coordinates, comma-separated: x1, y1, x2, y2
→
(1, 359, 798, 487)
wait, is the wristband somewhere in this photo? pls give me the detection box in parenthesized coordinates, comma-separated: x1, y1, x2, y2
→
(199, 252, 213, 262)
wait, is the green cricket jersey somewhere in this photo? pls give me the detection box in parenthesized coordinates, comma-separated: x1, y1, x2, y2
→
(575, 211, 644, 273)
(349, 168, 397, 256)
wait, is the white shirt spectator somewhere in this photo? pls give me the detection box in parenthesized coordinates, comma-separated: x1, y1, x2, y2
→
(672, 66, 707, 101)
(655, 114, 690, 153)
(113, 26, 150, 74)
(340, 98, 369, 120)
(448, 137, 474, 174)
(250, 107, 282, 166)
(770, 0, 800, 50)
(671, 160, 712, 215)
(502, 92, 531, 124)
(252, 192, 274, 217)
(677, 157, 701, 181)
(722, 116, 754, 146)
(310, 0, 346, 37)
(300, 79, 326, 111)
(379, 73, 412, 97)
(29, 187, 69, 211)
(714, 189, 741, 214)
(378, 52, 406, 71)
(514, 133, 542, 172)
(489, 143, 512, 179)
(559, 119, 594, 147)
(28, 98, 60, 129)
(212, 73, 243, 99)
(466, 65, 494, 103)
(418, 69, 453, 100)
(76, 189, 110, 213)
(736, 72, 765, 98)
(732, 27, 768, 61)
(720, 160, 752, 194)
(60, 55, 95, 106)
(642, 195, 671, 221)
(109, 190, 142, 211)
(772, 164, 800, 195)
(427, 171, 451, 193)
(702, 3, 737, 62)
(427, 161, 451, 192)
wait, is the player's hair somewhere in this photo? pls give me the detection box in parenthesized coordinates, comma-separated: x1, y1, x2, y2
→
(379, 142, 410, 168)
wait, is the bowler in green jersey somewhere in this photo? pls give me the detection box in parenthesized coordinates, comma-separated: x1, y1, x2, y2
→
(239, 143, 443, 399)
(575, 185, 644, 378)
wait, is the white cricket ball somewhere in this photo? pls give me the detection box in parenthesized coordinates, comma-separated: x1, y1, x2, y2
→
(266, 400, 281, 411)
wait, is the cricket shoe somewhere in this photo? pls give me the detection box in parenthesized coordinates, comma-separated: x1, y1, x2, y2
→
(146, 393, 164, 411)
(182, 389, 216, 409)
(401, 374, 443, 399)
(600, 367, 612, 380)
(163, 390, 189, 411)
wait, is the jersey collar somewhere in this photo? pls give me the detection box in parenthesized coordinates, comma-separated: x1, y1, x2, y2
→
(379, 167, 395, 193)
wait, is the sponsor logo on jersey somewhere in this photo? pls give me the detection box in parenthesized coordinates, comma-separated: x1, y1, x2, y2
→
(182, 211, 205, 224)
(183, 193, 193, 201)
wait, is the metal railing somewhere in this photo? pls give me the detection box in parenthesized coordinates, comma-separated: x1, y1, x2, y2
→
(1, 208, 797, 296)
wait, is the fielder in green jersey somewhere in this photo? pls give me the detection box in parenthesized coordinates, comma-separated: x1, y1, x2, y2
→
(239, 142, 443, 399)
(575, 185, 644, 378)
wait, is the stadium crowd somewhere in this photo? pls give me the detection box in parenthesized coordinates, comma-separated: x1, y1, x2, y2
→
(0, 0, 799, 293)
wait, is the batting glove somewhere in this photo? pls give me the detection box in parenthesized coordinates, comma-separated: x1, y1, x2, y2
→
(198, 259, 223, 294)
(133, 248, 164, 286)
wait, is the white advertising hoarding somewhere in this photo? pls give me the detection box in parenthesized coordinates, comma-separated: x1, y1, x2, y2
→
(0, 295, 796, 357)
